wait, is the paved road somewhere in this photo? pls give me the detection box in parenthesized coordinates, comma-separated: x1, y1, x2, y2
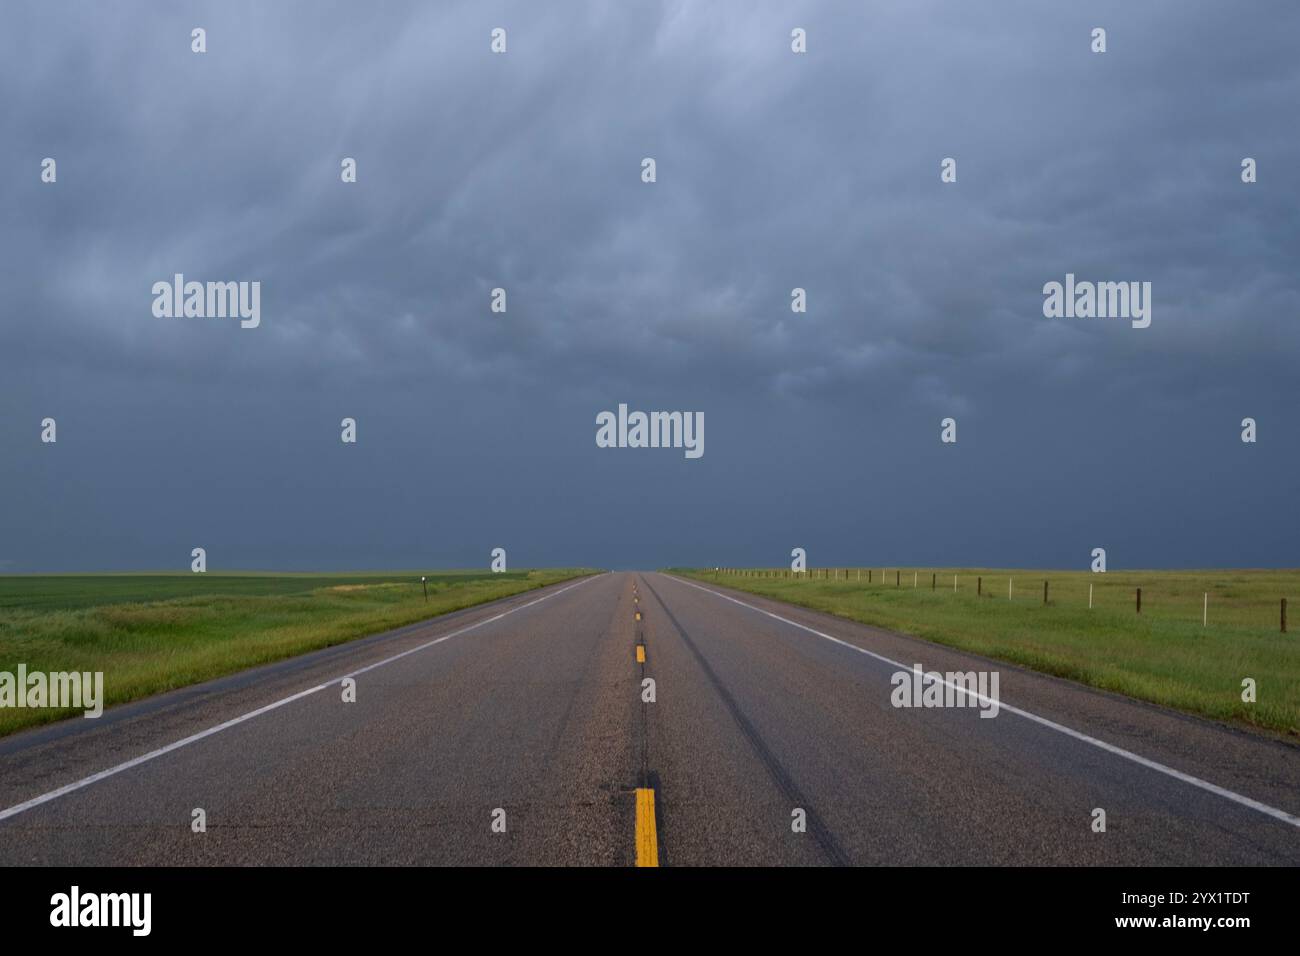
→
(1, 571, 1297, 865)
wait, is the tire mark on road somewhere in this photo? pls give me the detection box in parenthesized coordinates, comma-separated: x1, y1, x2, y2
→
(642, 576, 850, 866)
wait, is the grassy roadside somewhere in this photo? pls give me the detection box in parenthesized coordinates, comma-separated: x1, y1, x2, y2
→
(0, 569, 595, 736)
(671, 567, 1300, 738)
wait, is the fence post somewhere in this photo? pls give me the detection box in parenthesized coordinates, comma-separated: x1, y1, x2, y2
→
(1203, 592, 1207, 627)
(896, 570, 900, 587)
(1136, 588, 1142, 614)
(1283, 598, 1288, 634)
(1043, 580, 1048, 605)
(868, 569, 872, 583)
(932, 573, 936, 590)
(978, 576, 982, 596)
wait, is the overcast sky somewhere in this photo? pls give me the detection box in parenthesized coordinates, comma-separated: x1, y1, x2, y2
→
(1, 1, 1297, 572)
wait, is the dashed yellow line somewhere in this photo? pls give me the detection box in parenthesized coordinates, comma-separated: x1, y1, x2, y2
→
(635, 611, 641, 621)
(634, 787, 659, 867)
(636, 645, 646, 663)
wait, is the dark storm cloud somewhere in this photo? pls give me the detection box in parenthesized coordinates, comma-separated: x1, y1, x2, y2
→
(1, 1, 1297, 571)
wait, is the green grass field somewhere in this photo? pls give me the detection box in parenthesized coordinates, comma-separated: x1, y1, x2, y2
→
(674, 567, 1300, 738)
(0, 569, 593, 736)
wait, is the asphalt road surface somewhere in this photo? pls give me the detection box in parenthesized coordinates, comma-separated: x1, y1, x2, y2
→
(1, 572, 1297, 865)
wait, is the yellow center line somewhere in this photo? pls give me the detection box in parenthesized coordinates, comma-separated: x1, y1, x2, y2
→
(634, 787, 659, 867)
(636, 645, 645, 663)
(635, 611, 641, 621)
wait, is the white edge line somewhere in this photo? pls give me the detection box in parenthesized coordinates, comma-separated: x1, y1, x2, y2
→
(670, 575, 1300, 830)
(0, 574, 600, 823)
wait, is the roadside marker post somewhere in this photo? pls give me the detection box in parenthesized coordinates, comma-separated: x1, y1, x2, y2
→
(1203, 592, 1207, 627)
(1089, 583, 1093, 609)
(421, 576, 427, 602)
